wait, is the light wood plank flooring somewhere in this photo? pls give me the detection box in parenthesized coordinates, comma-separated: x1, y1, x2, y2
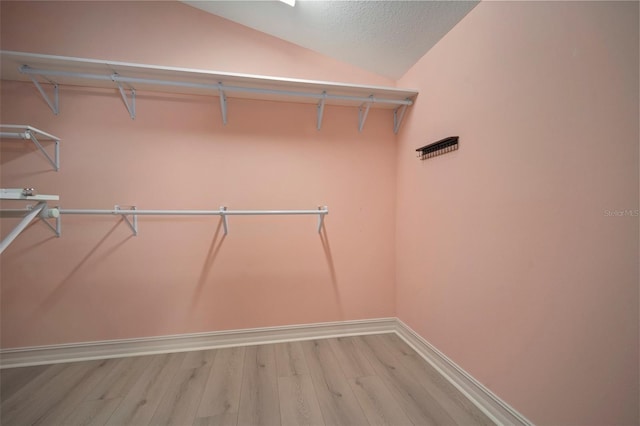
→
(1, 334, 494, 425)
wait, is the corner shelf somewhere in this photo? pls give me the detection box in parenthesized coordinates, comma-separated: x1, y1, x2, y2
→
(0, 125, 60, 171)
(0, 50, 418, 134)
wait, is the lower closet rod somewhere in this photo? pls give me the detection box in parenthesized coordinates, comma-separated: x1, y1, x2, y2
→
(58, 208, 328, 215)
(2, 207, 328, 237)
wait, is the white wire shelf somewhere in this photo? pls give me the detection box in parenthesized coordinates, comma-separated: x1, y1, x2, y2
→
(0, 50, 418, 133)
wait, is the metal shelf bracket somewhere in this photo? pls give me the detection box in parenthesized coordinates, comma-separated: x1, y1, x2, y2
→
(358, 95, 373, 132)
(220, 206, 228, 235)
(27, 129, 60, 171)
(111, 73, 136, 120)
(218, 83, 228, 125)
(393, 102, 409, 134)
(317, 206, 327, 233)
(112, 74, 136, 120)
(317, 91, 327, 131)
(21, 66, 59, 115)
(0, 202, 46, 254)
(115, 205, 138, 236)
(0, 125, 61, 171)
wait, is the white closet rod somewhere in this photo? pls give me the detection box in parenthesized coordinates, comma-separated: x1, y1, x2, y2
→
(58, 208, 327, 215)
(1, 206, 328, 238)
(60, 207, 328, 235)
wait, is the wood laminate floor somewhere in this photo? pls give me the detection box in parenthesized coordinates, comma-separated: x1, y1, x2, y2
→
(0, 333, 494, 425)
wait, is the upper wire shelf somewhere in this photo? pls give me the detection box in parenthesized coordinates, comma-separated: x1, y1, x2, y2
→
(0, 50, 418, 133)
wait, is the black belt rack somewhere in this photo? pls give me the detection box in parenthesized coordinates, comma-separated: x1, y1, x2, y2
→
(416, 136, 459, 160)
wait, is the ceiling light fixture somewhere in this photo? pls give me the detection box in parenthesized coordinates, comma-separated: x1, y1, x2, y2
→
(279, 0, 295, 6)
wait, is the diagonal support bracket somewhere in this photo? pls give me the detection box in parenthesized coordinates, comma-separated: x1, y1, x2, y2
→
(220, 206, 228, 235)
(22, 66, 59, 115)
(112, 74, 136, 120)
(358, 95, 373, 132)
(393, 102, 409, 134)
(26, 130, 60, 171)
(316, 91, 327, 131)
(317, 206, 327, 233)
(115, 205, 138, 236)
(0, 202, 47, 254)
(218, 83, 228, 125)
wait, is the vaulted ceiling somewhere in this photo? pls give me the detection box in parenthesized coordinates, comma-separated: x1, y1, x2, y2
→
(182, 1, 478, 80)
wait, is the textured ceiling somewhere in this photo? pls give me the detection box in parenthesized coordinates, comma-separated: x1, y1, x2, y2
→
(182, 1, 479, 80)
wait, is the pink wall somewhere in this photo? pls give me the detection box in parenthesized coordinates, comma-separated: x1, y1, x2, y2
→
(0, 1, 397, 347)
(396, 2, 639, 425)
(2, 1, 639, 424)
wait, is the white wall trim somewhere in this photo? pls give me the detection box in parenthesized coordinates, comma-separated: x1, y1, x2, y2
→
(1, 317, 532, 425)
(394, 319, 533, 426)
(0, 318, 396, 368)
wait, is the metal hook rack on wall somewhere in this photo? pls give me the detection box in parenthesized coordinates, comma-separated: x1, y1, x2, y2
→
(416, 136, 459, 160)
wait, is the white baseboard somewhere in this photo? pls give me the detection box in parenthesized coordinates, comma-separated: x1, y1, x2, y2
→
(1, 317, 532, 425)
(0, 317, 396, 368)
(394, 319, 532, 426)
